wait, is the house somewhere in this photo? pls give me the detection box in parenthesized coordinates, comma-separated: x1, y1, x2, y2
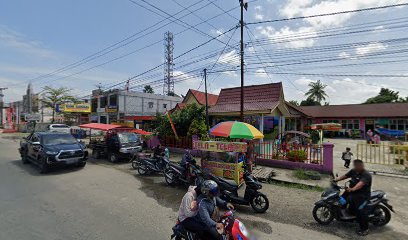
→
(209, 82, 306, 137)
(171, 89, 218, 112)
(300, 103, 408, 137)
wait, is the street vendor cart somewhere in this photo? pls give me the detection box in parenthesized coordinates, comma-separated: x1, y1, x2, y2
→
(79, 123, 142, 163)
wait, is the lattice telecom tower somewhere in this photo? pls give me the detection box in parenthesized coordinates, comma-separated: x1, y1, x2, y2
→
(163, 31, 174, 95)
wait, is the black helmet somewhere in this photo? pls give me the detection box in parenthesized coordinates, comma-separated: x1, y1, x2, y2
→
(201, 180, 219, 198)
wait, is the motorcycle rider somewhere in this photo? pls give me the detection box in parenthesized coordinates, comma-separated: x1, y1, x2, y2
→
(334, 159, 372, 236)
(177, 185, 204, 237)
(196, 180, 234, 240)
(180, 150, 195, 181)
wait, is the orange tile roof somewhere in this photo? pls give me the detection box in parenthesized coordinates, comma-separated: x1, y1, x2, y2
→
(185, 89, 219, 106)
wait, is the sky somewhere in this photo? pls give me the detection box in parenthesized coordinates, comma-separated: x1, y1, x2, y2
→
(0, 0, 408, 104)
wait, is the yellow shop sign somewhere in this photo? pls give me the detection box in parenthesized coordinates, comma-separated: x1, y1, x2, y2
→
(192, 140, 247, 153)
(62, 103, 91, 113)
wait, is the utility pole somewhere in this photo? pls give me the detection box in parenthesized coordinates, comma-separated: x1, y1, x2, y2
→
(204, 68, 209, 131)
(0, 87, 8, 128)
(239, 0, 248, 122)
(163, 31, 175, 95)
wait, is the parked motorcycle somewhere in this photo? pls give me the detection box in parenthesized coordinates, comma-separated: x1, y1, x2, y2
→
(134, 153, 170, 175)
(171, 210, 254, 240)
(131, 152, 152, 170)
(206, 169, 269, 213)
(313, 180, 394, 226)
(164, 159, 203, 186)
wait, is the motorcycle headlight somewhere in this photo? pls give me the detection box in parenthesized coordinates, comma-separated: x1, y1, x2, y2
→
(46, 151, 59, 155)
(238, 221, 249, 238)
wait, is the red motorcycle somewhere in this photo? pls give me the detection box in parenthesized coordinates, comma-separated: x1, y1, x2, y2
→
(171, 210, 254, 240)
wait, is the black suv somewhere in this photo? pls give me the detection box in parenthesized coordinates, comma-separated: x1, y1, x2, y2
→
(19, 132, 88, 173)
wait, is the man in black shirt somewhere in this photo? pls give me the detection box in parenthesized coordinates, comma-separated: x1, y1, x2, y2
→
(335, 159, 372, 236)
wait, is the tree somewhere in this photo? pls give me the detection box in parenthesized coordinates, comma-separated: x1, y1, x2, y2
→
(41, 86, 75, 123)
(143, 85, 154, 94)
(364, 88, 407, 104)
(288, 100, 299, 106)
(300, 97, 321, 106)
(167, 91, 176, 97)
(305, 80, 328, 104)
(151, 103, 206, 137)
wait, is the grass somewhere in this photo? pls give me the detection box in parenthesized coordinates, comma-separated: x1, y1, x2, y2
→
(293, 169, 310, 180)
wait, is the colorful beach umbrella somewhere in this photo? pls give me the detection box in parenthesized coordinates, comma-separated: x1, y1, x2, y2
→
(209, 121, 264, 140)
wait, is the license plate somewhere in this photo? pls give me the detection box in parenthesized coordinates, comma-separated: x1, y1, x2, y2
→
(65, 159, 78, 164)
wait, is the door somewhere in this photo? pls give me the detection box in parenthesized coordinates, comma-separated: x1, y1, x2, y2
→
(28, 134, 41, 162)
(365, 119, 375, 135)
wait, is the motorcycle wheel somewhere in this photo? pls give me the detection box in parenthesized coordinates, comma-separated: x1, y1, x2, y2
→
(131, 160, 140, 170)
(312, 205, 334, 225)
(371, 205, 391, 227)
(250, 193, 269, 213)
(137, 164, 148, 175)
(164, 168, 176, 186)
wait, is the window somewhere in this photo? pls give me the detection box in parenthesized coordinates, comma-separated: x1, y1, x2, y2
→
(354, 120, 359, 130)
(148, 102, 154, 109)
(163, 104, 167, 109)
(91, 98, 98, 112)
(109, 94, 117, 106)
(99, 96, 107, 108)
(390, 119, 406, 130)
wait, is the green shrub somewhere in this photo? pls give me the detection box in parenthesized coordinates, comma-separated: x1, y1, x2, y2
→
(287, 150, 308, 162)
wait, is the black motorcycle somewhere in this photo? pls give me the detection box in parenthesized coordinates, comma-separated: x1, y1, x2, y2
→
(164, 159, 203, 186)
(313, 180, 394, 226)
(134, 153, 170, 175)
(206, 170, 269, 213)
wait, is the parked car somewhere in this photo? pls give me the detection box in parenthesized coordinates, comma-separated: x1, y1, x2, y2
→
(19, 132, 88, 173)
(90, 131, 142, 162)
(47, 124, 71, 134)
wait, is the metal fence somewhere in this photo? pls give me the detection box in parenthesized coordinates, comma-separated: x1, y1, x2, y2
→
(253, 141, 324, 165)
(160, 136, 192, 149)
(356, 142, 408, 175)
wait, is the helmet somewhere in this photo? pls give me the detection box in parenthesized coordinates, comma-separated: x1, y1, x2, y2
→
(201, 180, 219, 198)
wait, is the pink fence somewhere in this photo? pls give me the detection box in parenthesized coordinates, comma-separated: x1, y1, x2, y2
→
(252, 141, 334, 174)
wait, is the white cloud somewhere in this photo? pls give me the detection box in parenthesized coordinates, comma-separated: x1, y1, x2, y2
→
(338, 51, 351, 59)
(218, 50, 240, 66)
(254, 69, 269, 78)
(0, 25, 54, 58)
(254, 5, 264, 20)
(355, 42, 387, 56)
(257, 26, 317, 48)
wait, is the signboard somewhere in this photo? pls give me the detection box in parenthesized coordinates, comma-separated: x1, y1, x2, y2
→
(25, 114, 41, 121)
(105, 106, 118, 113)
(61, 103, 91, 113)
(202, 160, 244, 184)
(192, 140, 247, 153)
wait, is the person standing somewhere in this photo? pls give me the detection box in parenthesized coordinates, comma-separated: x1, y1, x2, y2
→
(341, 147, 353, 168)
(335, 160, 372, 236)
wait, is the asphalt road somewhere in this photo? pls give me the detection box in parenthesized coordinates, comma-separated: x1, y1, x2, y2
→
(0, 134, 406, 240)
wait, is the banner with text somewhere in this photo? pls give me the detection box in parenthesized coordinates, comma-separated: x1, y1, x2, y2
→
(192, 140, 247, 153)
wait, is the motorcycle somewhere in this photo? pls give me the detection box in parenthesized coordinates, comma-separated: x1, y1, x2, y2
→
(312, 179, 394, 226)
(164, 159, 203, 186)
(171, 210, 254, 240)
(206, 169, 269, 213)
(132, 153, 170, 175)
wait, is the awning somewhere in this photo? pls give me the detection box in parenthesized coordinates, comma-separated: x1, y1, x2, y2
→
(130, 129, 153, 135)
(79, 123, 122, 131)
(124, 116, 155, 121)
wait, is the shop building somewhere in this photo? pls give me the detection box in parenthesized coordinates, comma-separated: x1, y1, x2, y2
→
(91, 89, 182, 128)
(300, 103, 408, 137)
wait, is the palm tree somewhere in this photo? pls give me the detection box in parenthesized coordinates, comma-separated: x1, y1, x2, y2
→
(305, 80, 328, 104)
(41, 86, 75, 123)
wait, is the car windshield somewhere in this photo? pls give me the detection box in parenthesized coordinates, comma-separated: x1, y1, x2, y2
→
(42, 134, 77, 145)
(118, 132, 139, 143)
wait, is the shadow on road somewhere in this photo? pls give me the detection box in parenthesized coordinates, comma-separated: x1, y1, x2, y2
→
(10, 160, 85, 176)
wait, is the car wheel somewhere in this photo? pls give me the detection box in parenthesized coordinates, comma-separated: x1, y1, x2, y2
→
(77, 161, 87, 168)
(39, 157, 49, 174)
(312, 205, 334, 225)
(109, 153, 118, 163)
(22, 151, 29, 164)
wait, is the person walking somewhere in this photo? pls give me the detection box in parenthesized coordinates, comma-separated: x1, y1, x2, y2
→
(341, 147, 353, 168)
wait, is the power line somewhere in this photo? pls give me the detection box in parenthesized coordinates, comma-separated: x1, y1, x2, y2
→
(247, 3, 408, 25)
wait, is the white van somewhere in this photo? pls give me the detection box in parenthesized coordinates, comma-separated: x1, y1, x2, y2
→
(47, 124, 71, 134)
